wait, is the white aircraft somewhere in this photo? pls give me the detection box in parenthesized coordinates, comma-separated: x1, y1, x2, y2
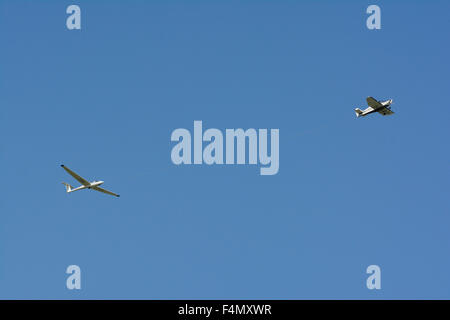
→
(355, 97, 394, 117)
(61, 164, 120, 197)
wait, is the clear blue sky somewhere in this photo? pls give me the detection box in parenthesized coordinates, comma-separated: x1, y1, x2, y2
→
(1, 0, 449, 299)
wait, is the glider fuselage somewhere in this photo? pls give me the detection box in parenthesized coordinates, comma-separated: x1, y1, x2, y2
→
(67, 180, 104, 192)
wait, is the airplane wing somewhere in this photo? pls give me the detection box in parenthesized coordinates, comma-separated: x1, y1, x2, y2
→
(366, 97, 382, 109)
(61, 165, 90, 186)
(377, 107, 395, 116)
(92, 186, 120, 197)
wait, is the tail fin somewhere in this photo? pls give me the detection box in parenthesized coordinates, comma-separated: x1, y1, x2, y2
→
(62, 182, 73, 192)
(355, 108, 363, 117)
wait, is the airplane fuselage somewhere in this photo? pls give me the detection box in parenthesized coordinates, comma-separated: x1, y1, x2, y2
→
(87, 181, 104, 188)
(357, 99, 393, 117)
(68, 181, 104, 192)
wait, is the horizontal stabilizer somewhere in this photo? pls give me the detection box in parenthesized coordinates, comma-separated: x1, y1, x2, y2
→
(62, 182, 73, 192)
(355, 108, 363, 117)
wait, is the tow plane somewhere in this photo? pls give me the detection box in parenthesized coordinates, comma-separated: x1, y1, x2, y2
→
(355, 97, 394, 117)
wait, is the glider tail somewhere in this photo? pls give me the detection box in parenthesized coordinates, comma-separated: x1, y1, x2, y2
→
(62, 182, 73, 192)
(355, 108, 363, 117)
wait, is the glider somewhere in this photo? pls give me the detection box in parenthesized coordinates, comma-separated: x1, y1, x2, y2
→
(61, 164, 120, 197)
(355, 97, 394, 117)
